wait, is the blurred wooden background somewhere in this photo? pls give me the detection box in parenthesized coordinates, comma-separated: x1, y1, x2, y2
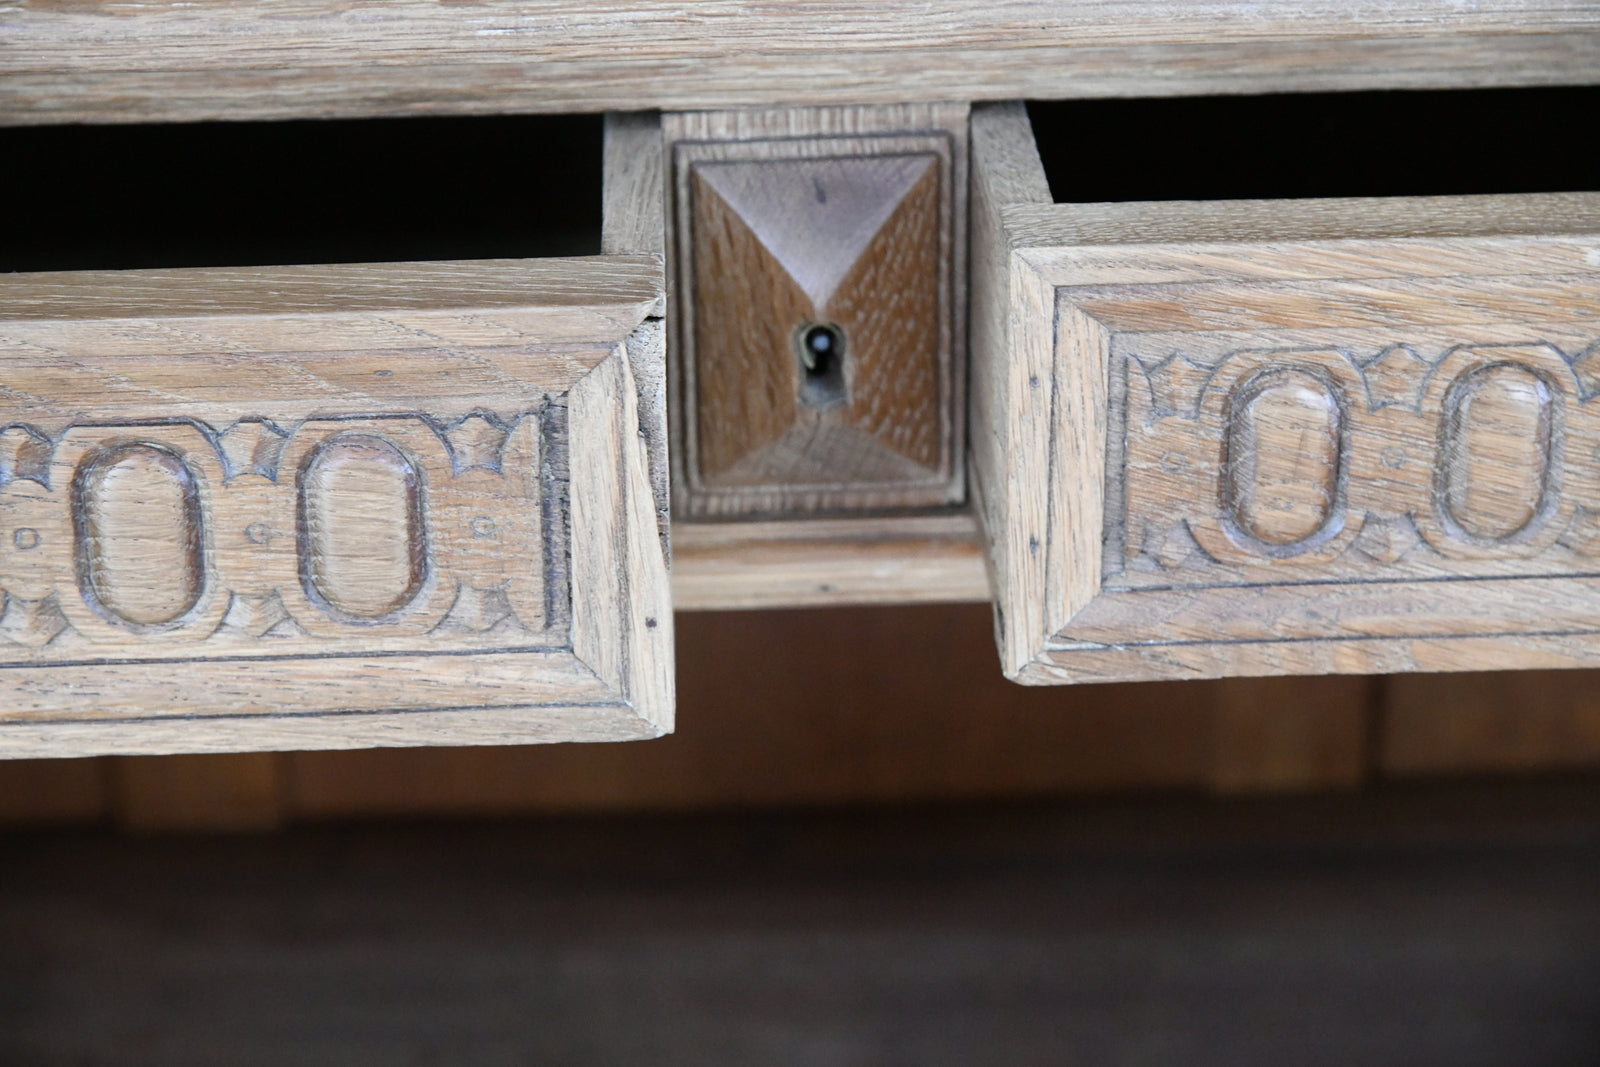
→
(4, 602, 1599, 832)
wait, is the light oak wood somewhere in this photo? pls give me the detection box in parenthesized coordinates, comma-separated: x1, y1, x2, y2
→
(670, 514, 990, 610)
(603, 112, 672, 557)
(0, 260, 672, 757)
(972, 101, 1600, 684)
(3, 2, 1597, 126)
(665, 104, 966, 517)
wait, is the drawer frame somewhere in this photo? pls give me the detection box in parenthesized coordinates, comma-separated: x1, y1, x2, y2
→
(0, 115, 674, 757)
(972, 101, 1600, 683)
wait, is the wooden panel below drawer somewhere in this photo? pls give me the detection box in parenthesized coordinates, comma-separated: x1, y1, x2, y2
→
(971, 101, 1600, 683)
(0, 259, 672, 756)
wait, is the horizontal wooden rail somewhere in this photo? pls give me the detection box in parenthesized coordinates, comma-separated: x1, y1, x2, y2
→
(670, 514, 991, 611)
(3, 1, 1598, 126)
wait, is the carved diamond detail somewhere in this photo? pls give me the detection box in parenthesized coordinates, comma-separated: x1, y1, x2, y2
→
(217, 419, 289, 480)
(682, 137, 955, 510)
(1139, 354, 1211, 419)
(0, 426, 52, 486)
(445, 414, 511, 473)
(436, 583, 519, 634)
(1560, 506, 1600, 556)
(1352, 515, 1422, 564)
(1359, 345, 1431, 411)
(0, 595, 69, 647)
(1141, 521, 1202, 570)
(1572, 340, 1600, 401)
(220, 593, 302, 638)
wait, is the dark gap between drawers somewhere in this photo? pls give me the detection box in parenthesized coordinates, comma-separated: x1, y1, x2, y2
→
(0, 113, 603, 272)
(1029, 86, 1600, 203)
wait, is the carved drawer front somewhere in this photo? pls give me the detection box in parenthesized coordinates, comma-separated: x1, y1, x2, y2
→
(0, 255, 672, 757)
(971, 101, 1600, 684)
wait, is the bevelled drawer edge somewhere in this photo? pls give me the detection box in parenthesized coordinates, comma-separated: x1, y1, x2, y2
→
(970, 101, 1600, 684)
(0, 263, 671, 756)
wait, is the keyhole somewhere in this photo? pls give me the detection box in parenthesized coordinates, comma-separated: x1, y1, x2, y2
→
(796, 322, 846, 407)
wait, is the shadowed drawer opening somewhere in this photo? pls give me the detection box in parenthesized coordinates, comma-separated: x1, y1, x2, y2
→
(1, 113, 603, 273)
(9, 89, 1598, 272)
(1029, 86, 1600, 203)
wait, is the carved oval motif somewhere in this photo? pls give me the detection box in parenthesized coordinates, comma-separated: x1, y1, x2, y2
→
(75, 444, 206, 628)
(1439, 362, 1555, 541)
(1225, 368, 1343, 548)
(299, 435, 427, 620)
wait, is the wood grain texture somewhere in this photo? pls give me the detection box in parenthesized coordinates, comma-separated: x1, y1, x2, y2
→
(667, 104, 966, 517)
(603, 112, 672, 556)
(3, 2, 1598, 126)
(602, 113, 666, 262)
(0, 260, 672, 757)
(971, 102, 1600, 684)
(670, 514, 990, 610)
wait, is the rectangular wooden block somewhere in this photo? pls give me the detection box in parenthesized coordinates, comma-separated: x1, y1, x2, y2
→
(0, 258, 672, 756)
(971, 101, 1600, 683)
(666, 104, 967, 517)
(5, 3, 1598, 126)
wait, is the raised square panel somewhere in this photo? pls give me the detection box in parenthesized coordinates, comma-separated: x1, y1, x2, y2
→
(0, 258, 672, 755)
(971, 102, 1600, 684)
(666, 105, 967, 517)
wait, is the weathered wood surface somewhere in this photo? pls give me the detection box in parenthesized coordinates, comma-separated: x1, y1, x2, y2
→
(0, 259, 672, 757)
(670, 514, 990, 610)
(3, 2, 1598, 126)
(666, 105, 966, 517)
(971, 101, 1600, 684)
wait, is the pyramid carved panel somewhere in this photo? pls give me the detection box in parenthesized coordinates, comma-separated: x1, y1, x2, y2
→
(667, 105, 967, 517)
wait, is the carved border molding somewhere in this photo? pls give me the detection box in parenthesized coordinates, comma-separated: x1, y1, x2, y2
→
(0, 411, 556, 653)
(0, 250, 673, 755)
(967, 100, 1600, 683)
(1118, 337, 1600, 581)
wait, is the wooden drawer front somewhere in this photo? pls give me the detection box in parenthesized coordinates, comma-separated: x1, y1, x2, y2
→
(0, 257, 671, 756)
(971, 102, 1600, 683)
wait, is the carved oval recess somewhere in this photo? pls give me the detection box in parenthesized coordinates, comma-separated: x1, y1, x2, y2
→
(298, 434, 428, 621)
(74, 444, 206, 628)
(1224, 368, 1343, 548)
(1438, 362, 1556, 541)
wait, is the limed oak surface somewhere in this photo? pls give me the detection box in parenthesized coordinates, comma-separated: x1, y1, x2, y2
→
(0, 259, 672, 756)
(971, 101, 1600, 684)
(3, 1, 1597, 125)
